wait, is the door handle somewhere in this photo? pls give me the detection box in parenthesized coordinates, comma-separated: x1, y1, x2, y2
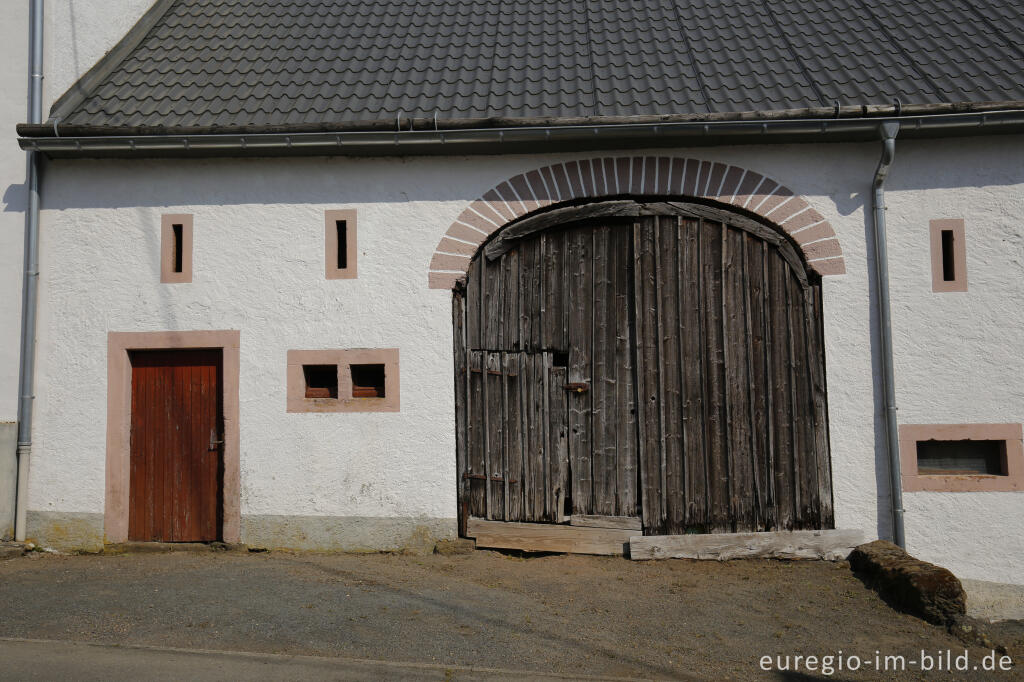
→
(209, 429, 224, 451)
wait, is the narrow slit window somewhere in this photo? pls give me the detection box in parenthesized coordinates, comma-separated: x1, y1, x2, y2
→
(325, 209, 357, 279)
(161, 214, 192, 283)
(929, 219, 967, 292)
(336, 221, 348, 270)
(940, 229, 955, 282)
(172, 224, 184, 273)
(351, 364, 386, 398)
(916, 440, 1005, 476)
(303, 365, 338, 399)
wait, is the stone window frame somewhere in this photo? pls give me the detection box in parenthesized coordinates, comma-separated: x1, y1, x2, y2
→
(160, 213, 193, 283)
(899, 423, 1023, 492)
(325, 209, 358, 279)
(929, 218, 968, 292)
(287, 348, 399, 413)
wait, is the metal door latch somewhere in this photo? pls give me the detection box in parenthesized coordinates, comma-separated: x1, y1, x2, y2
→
(564, 382, 589, 393)
(209, 429, 224, 451)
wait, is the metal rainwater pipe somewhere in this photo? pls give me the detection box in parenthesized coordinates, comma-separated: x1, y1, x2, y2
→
(15, 0, 45, 542)
(870, 121, 905, 548)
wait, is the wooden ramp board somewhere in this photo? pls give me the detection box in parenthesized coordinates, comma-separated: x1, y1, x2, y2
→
(630, 529, 864, 561)
(570, 514, 642, 530)
(467, 518, 640, 556)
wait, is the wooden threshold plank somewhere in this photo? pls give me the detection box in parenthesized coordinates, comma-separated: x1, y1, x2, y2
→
(570, 514, 642, 530)
(467, 518, 639, 556)
(629, 529, 864, 561)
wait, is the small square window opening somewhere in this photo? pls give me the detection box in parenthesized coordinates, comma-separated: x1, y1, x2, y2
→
(303, 364, 338, 399)
(351, 364, 386, 398)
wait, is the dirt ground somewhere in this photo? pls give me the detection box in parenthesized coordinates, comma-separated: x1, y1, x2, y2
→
(0, 549, 1020, 680)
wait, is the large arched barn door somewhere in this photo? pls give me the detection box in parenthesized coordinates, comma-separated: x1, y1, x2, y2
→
(453, 201, 833, 537)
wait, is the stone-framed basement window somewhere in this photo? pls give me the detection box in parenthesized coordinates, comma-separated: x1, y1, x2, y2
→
(899, 423, 1023, 492)
(287, 349, 399, 412)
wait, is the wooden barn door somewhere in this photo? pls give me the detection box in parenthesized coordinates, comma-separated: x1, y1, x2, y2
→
(128, 349, 223, 542)
(454, 200, 832, 536)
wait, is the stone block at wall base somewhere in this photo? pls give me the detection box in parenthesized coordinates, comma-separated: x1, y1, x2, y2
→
(242, 515, 458, 554)
(25, 511, 104, 552)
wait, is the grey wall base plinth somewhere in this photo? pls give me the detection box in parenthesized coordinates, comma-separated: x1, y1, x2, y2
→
(242, 515, 458, 553)
(25, 511, 104, 551)
(24, 511, 458, 554)
(0, 423, 15, 540)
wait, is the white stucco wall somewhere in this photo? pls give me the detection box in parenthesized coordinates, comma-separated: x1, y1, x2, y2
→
(24, 137, 1024, 582)
(0, 3, 30, 423)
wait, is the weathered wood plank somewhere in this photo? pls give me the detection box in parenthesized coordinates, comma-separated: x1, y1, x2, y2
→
(468, 518, 639, 555)
(468, 351, 487, 517)
(500, 250, 520, 351)
(482, 255, 502, 350)
(485, 352, 504, 519)
(680, 218, 707, 531)
(788, 274, 819, 529)
(466, 257, 482, 349)
(453, 289, 469, 535)
(810, 285, 835, 526)
(613, 225, 638, 518)
(567, 227, 594, 514)
(768, 256, 795, 530)
(723, 227, 754, 530)
(702, 219, 729, 532)
(744, 237, 771, 531)
(634, 216, 663, 531)
(540, 233, 567, 351)
(503, 352, 524, 521)
(591, 225, 617, 516)
(629, 529, 865, 561)
(548, 366, 570, 522)
(570, 514, 643, 530)
(656, 216, 685, 534)
(484, 200, 639, 260)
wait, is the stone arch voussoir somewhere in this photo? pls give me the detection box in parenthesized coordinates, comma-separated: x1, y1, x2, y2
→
(428, 156, 845, 289)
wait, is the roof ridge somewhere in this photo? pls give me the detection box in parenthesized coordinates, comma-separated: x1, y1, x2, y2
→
(48, 0, 178, 122)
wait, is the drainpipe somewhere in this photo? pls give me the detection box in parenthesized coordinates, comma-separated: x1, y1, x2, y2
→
(870, 121, 904, 548)
(15, 0, 44, 542)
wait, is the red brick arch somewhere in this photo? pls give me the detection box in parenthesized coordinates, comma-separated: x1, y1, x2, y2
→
(428, 156, 845, 289)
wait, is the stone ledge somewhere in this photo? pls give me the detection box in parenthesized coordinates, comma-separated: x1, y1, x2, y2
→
(849, 540, 966, 626)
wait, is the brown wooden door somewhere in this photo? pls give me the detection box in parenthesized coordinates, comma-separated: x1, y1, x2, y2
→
(129, 349, 223, 542)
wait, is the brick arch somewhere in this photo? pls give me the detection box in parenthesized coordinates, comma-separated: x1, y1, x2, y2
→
(428, 156, 845, 289)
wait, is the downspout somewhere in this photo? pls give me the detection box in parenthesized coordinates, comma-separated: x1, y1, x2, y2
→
(15, 0, 44, 542)
(870, 121, 905, 548)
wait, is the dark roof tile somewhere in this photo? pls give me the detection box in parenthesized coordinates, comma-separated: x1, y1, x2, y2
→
(52, 0, 1024, 129)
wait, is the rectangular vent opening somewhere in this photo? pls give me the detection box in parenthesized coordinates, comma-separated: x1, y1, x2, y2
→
(351, 363, 386, 398)
(303, 364, 338, 399)
(941, 229, 956, 282)
(336, 220, 348, 270)
(172, 223, 184, 273)
(916, 440, 1005, 476)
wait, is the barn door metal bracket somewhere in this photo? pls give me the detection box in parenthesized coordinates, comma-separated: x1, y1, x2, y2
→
(462, 472, 517, 483)
(564, 382, 589, 393)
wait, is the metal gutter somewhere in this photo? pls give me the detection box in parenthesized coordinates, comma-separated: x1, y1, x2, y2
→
(15, 0, 44, 542)
(17, 109, 1024, 159)
(870, 121, 905, 549)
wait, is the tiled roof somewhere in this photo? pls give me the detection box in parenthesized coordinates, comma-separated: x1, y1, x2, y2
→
(50, 0, 1024, 130)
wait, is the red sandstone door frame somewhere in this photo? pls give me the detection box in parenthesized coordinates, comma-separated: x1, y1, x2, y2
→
(106, 330, 241, 544)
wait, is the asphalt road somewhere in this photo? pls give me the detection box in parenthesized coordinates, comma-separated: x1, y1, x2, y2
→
(0, 549, 1018, 680)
